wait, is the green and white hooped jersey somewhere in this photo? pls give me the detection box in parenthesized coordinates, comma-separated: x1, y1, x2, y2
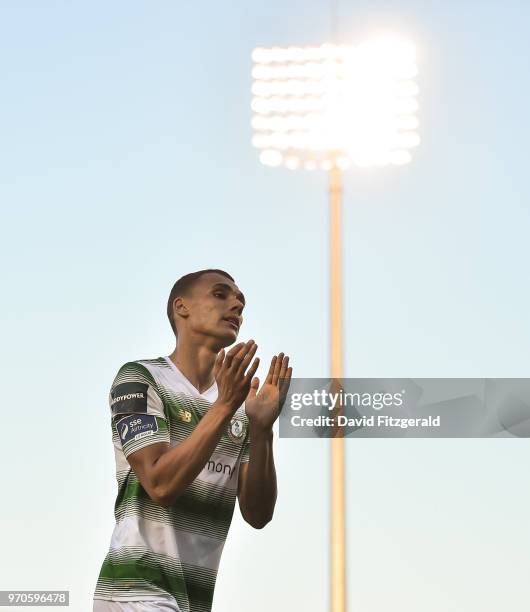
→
(94, 358, 250, 612)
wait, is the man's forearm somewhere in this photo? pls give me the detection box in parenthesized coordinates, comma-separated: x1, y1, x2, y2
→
(150, 401, 233, 505)
(239, 427, 277, 528)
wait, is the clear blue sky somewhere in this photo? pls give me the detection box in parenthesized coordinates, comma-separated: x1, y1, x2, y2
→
(2, 1, 530, 610)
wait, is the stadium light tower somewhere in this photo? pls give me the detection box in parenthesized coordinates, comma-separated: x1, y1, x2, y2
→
(251, 37, 419, 612)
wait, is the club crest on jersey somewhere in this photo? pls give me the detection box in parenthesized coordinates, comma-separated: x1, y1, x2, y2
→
(228, 417, 246, 443)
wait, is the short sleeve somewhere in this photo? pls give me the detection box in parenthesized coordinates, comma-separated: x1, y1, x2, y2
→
(109, 361, 170, 458)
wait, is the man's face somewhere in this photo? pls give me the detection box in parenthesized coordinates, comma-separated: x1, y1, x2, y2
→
(180, 272, 245, 346)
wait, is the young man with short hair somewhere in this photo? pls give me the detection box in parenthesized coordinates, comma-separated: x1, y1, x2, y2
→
(93, 269, 292, 612)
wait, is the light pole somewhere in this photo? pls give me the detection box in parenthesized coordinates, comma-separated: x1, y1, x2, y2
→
(329, 162, 345, 612)
(251, 39, 419, 612)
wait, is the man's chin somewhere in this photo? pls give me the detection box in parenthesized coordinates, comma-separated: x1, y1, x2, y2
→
(213, 329, 239, 348)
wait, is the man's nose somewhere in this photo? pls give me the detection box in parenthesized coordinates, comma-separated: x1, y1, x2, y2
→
(230, 299, 244, 315)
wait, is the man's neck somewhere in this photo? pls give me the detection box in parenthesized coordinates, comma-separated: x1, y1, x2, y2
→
(168, 340, 218, 394)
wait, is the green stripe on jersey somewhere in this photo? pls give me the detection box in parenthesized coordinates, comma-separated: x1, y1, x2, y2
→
(95, 357, 250, 612)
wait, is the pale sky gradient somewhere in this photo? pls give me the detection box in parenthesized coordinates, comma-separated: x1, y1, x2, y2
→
(2, 1, 530, 611)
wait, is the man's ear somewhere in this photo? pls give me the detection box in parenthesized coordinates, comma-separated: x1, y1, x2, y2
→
(173, 296, 189, 321)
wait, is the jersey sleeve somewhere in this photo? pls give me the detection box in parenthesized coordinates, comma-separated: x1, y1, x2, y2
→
(110, 361, 170, 459)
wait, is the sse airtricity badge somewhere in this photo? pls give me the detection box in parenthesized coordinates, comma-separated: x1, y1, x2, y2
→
(228, 417, 245, 443)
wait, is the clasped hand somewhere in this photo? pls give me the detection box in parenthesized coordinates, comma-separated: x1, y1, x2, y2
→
(213, 339, 293, 431)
